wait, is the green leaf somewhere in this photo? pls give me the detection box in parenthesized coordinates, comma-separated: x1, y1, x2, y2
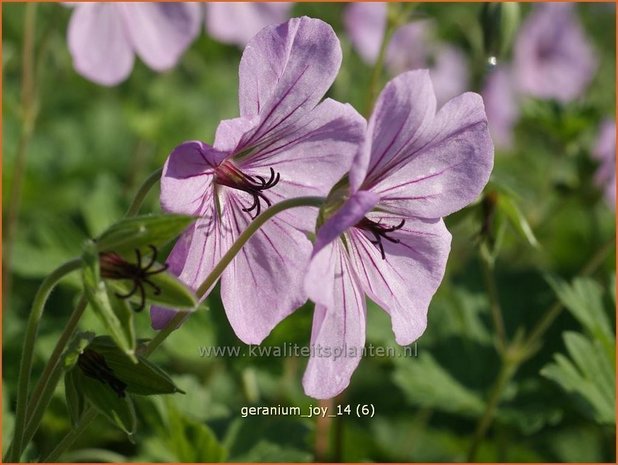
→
(95, 214, 195, 255)
(164, 398, 227, 462)
(541, 331, 615, 425)
(82, 241, 136, 361)
(392, 354, 484, 417)
(64, 369, 86, 427)
(89, 337, 185, 396)
(76, 368, 137, 437)
(546, 276, 614, 361)
(107, 266, 197, 310)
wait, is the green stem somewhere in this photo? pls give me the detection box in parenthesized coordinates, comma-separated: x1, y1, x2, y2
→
(466, 237, 614, 460)
(466, 360, 516, 461)
(20, 297, 88, 454)
(41, 195, 326, 460)
(124, 167, 163, 217)
(365, 3, 401, 116)
(41, 407, 98, 463)
(3, 2, 39, 313)
(7, 258, 82, 462)
(480, 254, 507, 354)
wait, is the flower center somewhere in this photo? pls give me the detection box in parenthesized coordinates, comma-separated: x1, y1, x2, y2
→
(78, 348, 127, 398)
(99, 245, 168, 312)
(356, 217, 406, 260)
(214, 161, 280, 219)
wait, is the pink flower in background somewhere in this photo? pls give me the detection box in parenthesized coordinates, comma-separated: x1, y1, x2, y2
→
(592, 119, 616, 208)
(482, 66, 519, 150)
(205, 3, 293, 47)
(67, 3, 202, 86)
(150, 17, 365, 345)
(303, 70, 494, 399)
(344, 3, 469, 105)
(514, 2, 597, 103)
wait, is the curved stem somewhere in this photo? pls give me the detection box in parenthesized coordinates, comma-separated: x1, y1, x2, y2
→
(7, 258, 82, 462)
(21, 297, 88, 453)
(124, 167, 163, 217)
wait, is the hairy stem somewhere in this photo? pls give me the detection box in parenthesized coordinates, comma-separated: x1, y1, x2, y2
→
(7, 258, 82, 462)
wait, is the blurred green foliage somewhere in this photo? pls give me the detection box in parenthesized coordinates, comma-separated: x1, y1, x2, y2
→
(2, 2, 615, 462)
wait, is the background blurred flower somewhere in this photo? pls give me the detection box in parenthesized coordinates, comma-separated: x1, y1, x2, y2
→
(344, 3, 469, 105)
(482, 66, 519, 149)
(151, 17, 365, 346)
(303, 70, 494, 399)
(67, 2, 202, 86)
(205, 3, 292, 47)
(592, 119, 616, 208)
(514, 2, 597, 103)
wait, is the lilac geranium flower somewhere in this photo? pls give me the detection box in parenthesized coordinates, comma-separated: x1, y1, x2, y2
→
(67, 3, 202, 86)
(205, 3, 293, 47)
(302, 70, 494, 399)
(514, 3, 597, 103)
(482, 66, 519, 150)
(344, 3, 469, 105)
(592, 119, 616, 208)
(150, 17, 364, 345)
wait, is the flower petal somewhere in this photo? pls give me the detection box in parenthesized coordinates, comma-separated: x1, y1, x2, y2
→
(67, 3, 135, 86)
(220, 196, 312, 344)
(150, 192, 237, 329)
(344, 3, 387, 64)
(237, 17, 342, 142)
(160, 141, 226, 215)
(305, 190, 377, 310)
(361, 70, 437, 189)
(370, 89, 494, 218)
(348, 216, 451, 345)
(121, 2, 201, 71)
(206, 2, 292, 47)
(239, 98, 366, 209)
(303, 241, 366, 399)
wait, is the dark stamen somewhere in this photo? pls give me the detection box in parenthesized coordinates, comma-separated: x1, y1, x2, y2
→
(356, 217, 406, 260)
(215, 162, 281, 219)
(99, 244, 168, 312)
(78, 349, 127, 398)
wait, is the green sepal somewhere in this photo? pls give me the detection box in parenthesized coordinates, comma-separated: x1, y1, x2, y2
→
(77, 367, 137, 438)
(107, 266, 198, 310)
(90, 336, 185, 396)
(64, 369, 86, 427)
(82, 241, 137, 362)
(63, 331, 96, 371)
(95, 214, 195, 255)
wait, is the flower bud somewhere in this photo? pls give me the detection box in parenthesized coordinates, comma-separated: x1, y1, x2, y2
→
(481, 3, 520, 61)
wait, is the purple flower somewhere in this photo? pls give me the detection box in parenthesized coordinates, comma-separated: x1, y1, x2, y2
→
(302, 70, 494, 399)
(482, 66, 519, 150)
(150, 17, 365, 345)
(592, 119, 616, 208)
(514, 3, 597, 103)
(205, 3, 293, 47)
(67, 3, 202, 86)
(343, 3, 469, 105)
